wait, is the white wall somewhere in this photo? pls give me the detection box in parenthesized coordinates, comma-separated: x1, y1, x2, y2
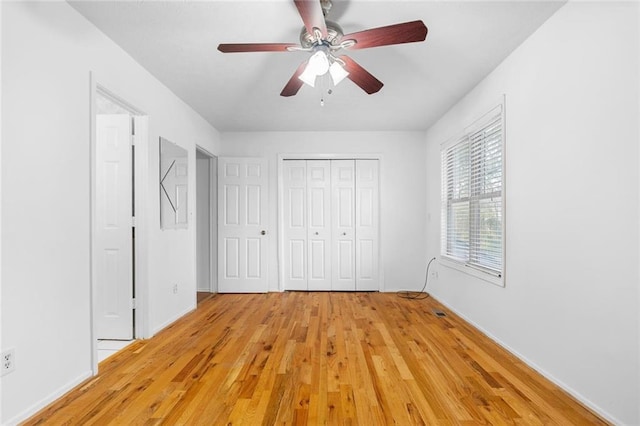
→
(220, 131, 428, 293)
(1, 3, 221, 424)
(424, 2, 639, 424)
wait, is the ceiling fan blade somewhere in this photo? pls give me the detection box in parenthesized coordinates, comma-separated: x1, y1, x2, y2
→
(342, 20, 428, 50)
(280, 61, 308, 97)
(339, 56, 383, 95)
(294, 0, 327, 39)
(218, 43, 298, 53)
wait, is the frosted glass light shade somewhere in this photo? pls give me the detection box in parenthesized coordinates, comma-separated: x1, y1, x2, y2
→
(298, 50, 331, 88)
(329, 62, 349, 85)
(298, 66, 317, 87)
(307, 50, 330, 75)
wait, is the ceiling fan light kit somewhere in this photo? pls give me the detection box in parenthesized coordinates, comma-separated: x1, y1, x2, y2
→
(217, 0, 428, 99)
(297, 47, 349, 89)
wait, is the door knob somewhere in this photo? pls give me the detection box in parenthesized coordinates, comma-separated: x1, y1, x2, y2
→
(314, 232, 319, 235)
(261, 230, 266, 235)
(342, 232, 347, 236)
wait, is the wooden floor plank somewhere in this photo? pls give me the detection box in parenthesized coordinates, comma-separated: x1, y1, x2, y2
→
(23, 292, 609, 425)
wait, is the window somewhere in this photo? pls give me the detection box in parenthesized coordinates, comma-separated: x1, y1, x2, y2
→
(441, 104, 504, 280)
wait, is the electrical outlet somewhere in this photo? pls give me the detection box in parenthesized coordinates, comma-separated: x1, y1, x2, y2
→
(1, 349, 16, 376)
(173, 284, 178, 294)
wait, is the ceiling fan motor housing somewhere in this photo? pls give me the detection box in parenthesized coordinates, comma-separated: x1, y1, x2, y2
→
(299, 21, 343, 48)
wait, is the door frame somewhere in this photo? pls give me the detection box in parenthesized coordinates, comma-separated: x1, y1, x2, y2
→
(195, 146, 218, 295)
(277, 153, 385, 292)
(90, 76, 150, 374)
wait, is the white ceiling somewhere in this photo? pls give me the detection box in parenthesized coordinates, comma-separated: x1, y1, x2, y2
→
(69, 0, 565, 132)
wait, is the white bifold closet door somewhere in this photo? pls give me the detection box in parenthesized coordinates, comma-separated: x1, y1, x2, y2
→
(282, 159, 379, 291)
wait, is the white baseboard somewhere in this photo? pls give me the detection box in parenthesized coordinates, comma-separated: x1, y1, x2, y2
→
(150, 305, 195, 337)
(4, 370, 93, 426)
(431, 296, 621, 426)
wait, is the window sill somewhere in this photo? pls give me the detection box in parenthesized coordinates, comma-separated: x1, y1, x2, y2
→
(440, 257, 505, 287)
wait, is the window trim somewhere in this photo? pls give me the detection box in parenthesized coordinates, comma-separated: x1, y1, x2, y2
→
(440, 98, 506, 287)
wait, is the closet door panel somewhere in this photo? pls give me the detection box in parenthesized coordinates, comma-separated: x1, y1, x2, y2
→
(307, 160, 332, 290)
(331, 160, 356, 291)
(283, 160, 308, 290)
(356, 160, 380, 290)
(289, 239, 306, 280)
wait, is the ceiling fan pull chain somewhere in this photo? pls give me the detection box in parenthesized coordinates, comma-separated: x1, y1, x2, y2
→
(319, 74, 326, 107)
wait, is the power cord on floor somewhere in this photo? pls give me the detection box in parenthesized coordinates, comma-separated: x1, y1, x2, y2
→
(397, 257, 437, 300)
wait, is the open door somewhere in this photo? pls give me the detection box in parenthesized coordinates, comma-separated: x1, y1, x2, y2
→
(95, 114, 133, 339)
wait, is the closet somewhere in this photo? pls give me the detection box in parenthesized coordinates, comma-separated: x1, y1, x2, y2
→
(282, 159, 379, 291)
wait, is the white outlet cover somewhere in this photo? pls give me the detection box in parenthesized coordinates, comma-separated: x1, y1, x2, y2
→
(1, 348, 16, 376)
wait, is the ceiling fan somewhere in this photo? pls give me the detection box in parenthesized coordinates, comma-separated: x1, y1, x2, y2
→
(217, 0, 428, 97)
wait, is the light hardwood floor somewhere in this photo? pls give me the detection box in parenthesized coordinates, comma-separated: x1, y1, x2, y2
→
(24, 292, 607, 425)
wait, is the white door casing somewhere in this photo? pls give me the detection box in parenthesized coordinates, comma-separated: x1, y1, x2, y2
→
(218, 157, 268, 293)
(95, 114, 133, 339)
(210, 157, 218, 293)
(356, 160, 380, 290)
(307, 160, 332, 290)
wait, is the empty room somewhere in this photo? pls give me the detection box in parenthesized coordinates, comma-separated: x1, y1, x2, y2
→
(1, 0, 639, 425)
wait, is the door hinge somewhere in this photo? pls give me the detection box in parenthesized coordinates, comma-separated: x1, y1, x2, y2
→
(131, 298, 137, 310)
(132, 216, 136, 227)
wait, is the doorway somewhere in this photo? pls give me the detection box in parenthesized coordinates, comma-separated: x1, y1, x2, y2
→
(196, 148, 218, 295)
(91, 83, 148, 372)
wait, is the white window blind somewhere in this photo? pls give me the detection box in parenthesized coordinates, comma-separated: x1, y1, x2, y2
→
(441, 104, 504, 277)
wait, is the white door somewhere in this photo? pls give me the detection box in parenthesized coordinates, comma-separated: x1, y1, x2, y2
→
(356, 160, 380, 290)
(307, 160, 332, 290)
(283, 160, 307, 290)
(95, 114, 133, 339)
(331, 160, 356, 291)
(218, 158, 268, 293)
